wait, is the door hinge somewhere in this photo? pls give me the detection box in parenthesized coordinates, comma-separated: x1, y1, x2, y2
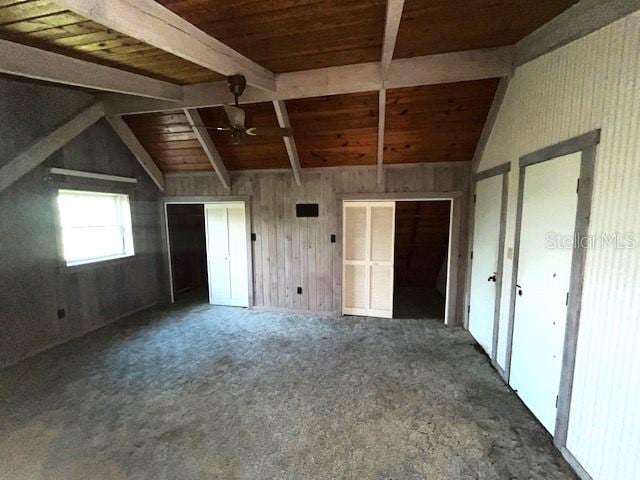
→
(566, 292, 569, 305)
(467, 305, 471, 314)
(473, 194, 477, 204)
(576, 178, 580, 194)
(556, 395, 559, 408)
(471, 250, 474, 260)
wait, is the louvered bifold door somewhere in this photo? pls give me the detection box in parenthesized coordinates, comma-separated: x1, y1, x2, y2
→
(343, 203, 369, 316)
(368, 202, 395, 318)
(342, 201, 396, 318)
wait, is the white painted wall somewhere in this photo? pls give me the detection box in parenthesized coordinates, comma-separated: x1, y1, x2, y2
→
(476, 12, 640, 480)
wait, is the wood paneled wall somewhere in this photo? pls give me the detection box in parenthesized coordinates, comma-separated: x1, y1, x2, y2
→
(164, 162, 470, 323)
(0, 77, 167, 368)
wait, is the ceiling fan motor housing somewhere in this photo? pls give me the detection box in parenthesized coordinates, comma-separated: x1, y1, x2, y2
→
(227, 75, 247, 102)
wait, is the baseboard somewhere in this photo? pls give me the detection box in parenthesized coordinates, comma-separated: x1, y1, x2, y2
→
(558, 446, 593, 480)
(1, 298, 164, 369)
(251, 305, 338, 316)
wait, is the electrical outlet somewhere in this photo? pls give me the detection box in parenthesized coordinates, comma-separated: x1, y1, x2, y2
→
(57, 309, 66, 319)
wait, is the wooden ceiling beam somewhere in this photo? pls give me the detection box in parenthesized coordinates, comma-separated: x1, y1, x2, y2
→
(103, 46, 514, 115)
(107, 115, 165, 190)
(471, 76, 511, 173)
(377, 0, 406, 185)
(377, 89, 387, 185)
(184, 109, 231, 190)
(57, 0, 276, 92)
(0, 39, 182, 101)
(0, 102, 105, 193)
(384, 46, 513, 89)
(272, 100, 302, 186)
(381, 0, 406, 80)
(516, 0, 640, 66)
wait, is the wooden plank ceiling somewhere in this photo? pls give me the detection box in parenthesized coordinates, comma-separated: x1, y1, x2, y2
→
(125, 112, 213, 172)
(157, 0, 387, 72)
(287, 92, 379, 168)
(158, 0, 576, 72)
(384, 79, 500, 164)
(395, 0, 578, 58)
(0, 0, 221, 84)
(124, 78, 498, 173)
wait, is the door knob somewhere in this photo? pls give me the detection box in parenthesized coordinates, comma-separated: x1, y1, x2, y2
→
(487, 273, 497, 282)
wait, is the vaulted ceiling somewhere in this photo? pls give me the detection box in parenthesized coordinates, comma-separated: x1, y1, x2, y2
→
(0, 0, 579, 177)
(124, 78, 498, 173)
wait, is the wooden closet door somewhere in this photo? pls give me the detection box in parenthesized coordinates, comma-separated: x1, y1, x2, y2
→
(342, 201, 395, 318)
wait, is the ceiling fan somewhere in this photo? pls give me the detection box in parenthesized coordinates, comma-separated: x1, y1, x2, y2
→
(188, 75, 293, 145)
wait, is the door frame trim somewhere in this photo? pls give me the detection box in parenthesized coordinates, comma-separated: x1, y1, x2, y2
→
(160, 195, 253, 307)
(337, 192, 462, 326)
(465, 162, 511, 378)
(504, 130, 600, 451)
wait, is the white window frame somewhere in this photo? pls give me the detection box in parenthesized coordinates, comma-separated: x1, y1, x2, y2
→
(56, 189, 135, 267)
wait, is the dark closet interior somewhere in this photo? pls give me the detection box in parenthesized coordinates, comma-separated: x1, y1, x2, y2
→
(393, 200, 451, 320)
(167, 204, 207, 300)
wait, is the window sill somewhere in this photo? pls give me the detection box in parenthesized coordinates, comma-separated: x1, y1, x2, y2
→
(63, 254, 135, 272)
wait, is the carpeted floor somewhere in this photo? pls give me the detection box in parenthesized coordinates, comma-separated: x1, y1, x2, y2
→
(0, 299, 576, 480)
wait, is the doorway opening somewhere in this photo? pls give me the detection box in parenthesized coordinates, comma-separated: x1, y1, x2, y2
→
(341, 197, 456, 323)
(164, 199, 252, 308)
(166, 204, 208, 303)
(393, 201, 451, 321)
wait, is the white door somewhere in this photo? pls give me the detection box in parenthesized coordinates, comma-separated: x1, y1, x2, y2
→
(343, 201, 395, 318)
(205, 203, 249, 307)
(510, 152, 581, 433)
(469, 174, 503, 356)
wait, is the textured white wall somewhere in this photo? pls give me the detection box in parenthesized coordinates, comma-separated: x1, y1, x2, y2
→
(477, 12, 640, 480)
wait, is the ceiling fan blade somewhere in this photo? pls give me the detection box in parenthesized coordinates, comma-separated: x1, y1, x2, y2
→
(203, 126, 232, 132)
(245, 127, 293, 137)
(223, 104, 245, 129)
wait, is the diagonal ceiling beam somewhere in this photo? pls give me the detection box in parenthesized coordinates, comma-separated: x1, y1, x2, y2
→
(381, 0, 406, 80)
(107, 116, 165, 190)
(57, 0, 276, 92)
(184, 109, 231, 190)
(272, 100, 302, 186)
(471, 76, 511, 173)
(0, 102, 104, 193)
(516, 0, 640, 66)
(103, 46, 514, 115)
(0, 39, 182, 101)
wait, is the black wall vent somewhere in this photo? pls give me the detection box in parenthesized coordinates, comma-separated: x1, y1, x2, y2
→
(296, 203, 319, 217)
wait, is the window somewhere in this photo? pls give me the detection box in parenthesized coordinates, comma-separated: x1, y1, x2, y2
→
(57, 189, 134, 266)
